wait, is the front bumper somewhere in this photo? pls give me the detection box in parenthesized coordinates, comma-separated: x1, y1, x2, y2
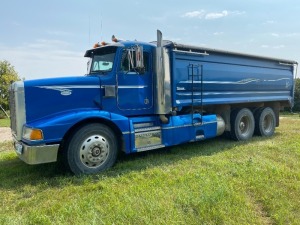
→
(13, 138, 59, 165)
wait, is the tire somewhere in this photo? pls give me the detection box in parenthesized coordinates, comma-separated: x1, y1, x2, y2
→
(254, 107, 276, 137)
(64, 123, 118, 175)
(230, 108, 255, 141)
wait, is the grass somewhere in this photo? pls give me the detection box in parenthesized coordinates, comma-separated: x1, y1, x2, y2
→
(0, 118, 10, 127)
(0, 115, 299, 224)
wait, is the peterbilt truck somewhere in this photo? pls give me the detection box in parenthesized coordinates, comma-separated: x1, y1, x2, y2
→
(10, 30, 297, 175)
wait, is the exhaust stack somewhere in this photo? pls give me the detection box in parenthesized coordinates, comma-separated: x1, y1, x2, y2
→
(155, 30, 171, 121)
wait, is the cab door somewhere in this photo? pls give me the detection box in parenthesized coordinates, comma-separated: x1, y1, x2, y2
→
(117, 46, 153, 113)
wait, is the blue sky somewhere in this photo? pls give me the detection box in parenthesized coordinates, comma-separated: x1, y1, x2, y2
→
(0, 0, 299, 79)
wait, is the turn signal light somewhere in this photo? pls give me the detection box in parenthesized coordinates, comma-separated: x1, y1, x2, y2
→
(30, 129, 43, 140)
(23, 127, 44, 141)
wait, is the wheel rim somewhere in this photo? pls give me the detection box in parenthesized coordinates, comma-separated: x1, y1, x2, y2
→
(239, 116, 251, 136)
(79, 135, 109, 168)
(263, 114, 274, 133)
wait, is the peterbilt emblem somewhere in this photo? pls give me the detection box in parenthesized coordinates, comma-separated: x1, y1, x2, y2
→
(60, 89, 72, 96)
(36, 86, 73, 96)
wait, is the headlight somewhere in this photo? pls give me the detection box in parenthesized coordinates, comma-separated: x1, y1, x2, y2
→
(22, 127, 44, 141)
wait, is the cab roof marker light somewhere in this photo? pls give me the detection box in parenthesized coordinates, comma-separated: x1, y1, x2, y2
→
(93, 42, 100, 48)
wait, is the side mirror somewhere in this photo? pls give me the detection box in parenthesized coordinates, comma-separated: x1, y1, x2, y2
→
(136, 45, 144, 69)
(126, 45, 145, 74)
(86, 58, 92, 74)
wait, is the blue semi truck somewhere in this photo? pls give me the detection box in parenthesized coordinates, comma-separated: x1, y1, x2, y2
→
(10, 30, 297, 175)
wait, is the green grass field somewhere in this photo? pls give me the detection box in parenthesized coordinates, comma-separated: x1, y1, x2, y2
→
(0, 118, 10, 127)
(0, 116, 299, 225)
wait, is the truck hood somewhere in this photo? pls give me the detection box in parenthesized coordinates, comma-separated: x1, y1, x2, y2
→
(24, 76, 101, 122)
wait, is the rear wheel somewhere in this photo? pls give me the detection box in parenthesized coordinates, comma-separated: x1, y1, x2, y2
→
(230, 108, 255, 141)
(254, 107, 276, 137)
(64, 123, 118, 175)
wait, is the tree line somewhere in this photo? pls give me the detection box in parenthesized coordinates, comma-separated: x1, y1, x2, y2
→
(0, 60, 21, 117)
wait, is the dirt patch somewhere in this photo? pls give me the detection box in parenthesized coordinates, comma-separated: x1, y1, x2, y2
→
(0, 127, 13, 142)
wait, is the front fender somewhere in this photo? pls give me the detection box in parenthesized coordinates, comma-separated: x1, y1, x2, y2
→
(23, 109, 130, 146)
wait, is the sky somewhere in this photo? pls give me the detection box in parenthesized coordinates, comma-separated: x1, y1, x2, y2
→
(0, 0, 299, 80)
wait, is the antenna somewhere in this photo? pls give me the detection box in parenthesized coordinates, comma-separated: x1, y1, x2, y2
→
(88, 15, 91, 46)
(100, 10, 103, 41)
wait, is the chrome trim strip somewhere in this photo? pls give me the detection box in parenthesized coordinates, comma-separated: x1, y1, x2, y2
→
(173, 42, 297, 64)
(173, 49, 209, 56)
(117, 85, 148, 89)
(179, 78, 290, 85)
(176, 91, 290, 96)
(135, 126, 161, 132)
(136, 144, 165, 152)
(36, 85, 100, 89)
(162, 121, 216, 130)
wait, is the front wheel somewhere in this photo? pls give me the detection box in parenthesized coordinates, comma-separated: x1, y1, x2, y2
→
(64, 123, 118, 175)
(230, 108, 255, 141)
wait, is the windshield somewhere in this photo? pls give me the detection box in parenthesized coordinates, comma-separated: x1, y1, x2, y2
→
(90, 47, 116, 74)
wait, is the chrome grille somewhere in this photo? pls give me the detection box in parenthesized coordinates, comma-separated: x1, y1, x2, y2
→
(9, 81, 25, 140)
(9, 85, 17, 134)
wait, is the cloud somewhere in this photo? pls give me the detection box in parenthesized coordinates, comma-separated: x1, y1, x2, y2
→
(46, 30, 72, 36)
(268, 32, 300, 38)
(263, 20, 275, 25)
(273, 45, 285, 49)
(285, 33, 300, 37)
(0, 39, 86, 79)
(205, 10, 228, 20)
(181, 10, 205, 18)
(261, 45, 269, 48)
(182, 10, 245, 20)
(261, 44, 285, 49)
(213, 32, 224, 36)
(26, 39, 71, 50)
(271, 33, 279, 37)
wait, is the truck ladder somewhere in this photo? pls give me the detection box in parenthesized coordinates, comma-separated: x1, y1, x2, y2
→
(188, 63, 203, 124)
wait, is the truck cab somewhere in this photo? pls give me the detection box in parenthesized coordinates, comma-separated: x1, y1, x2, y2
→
(84, 41, 155, 116)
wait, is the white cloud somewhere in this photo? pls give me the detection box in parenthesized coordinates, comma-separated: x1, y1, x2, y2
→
(260, 44, 285, 49)
(26, 39, 71, 50)
(213, 32, 224, 36)
(205, 10, 228, 20)
(182, 10, 245, 20)
(0, 39, 86, 80)
(285, 32, 300, 37)
(263, 20, 275, 25)
(46, 30, 72, 36)
(273, 44, 285, 49)
(181, 10, 205, 18)
(271, 33, 279, 37)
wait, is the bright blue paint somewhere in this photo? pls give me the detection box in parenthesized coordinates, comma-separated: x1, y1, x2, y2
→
(170, 49, 294, 108)
(161, 114, 217, 146)
(20, 40, 295, 156)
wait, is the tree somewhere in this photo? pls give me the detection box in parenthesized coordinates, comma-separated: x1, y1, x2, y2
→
(0, 60, 21, 112)
(293, 78, 300, 112)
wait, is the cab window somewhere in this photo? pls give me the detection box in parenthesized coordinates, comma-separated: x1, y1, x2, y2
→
(121, 50, 149, 73)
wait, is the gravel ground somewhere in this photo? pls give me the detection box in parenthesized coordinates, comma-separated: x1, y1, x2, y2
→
(0, 127, 13, 142)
